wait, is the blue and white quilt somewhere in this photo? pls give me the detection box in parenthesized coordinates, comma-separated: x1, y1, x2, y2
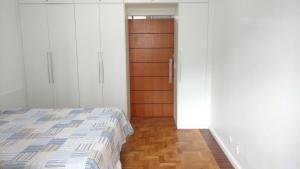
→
(0, 108, 133, 169)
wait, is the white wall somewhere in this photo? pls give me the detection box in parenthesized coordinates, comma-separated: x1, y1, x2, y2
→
(210, 0, 300, 168)
(0, 0, 27, 109)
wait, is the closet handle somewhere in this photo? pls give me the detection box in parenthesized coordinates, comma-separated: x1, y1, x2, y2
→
(46, 52, 51, 84)
(179, 51, 182, 82)
(49, 52, 54, 84)
(97, 52, 102, 84)
(169, 58, 173, 84)
(100, 52, 104, 84)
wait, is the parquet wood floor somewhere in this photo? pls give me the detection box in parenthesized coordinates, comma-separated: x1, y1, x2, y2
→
(201, 130, 234, 169)
(121, 118, 221, 169)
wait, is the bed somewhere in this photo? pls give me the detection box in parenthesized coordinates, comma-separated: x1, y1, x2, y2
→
(0, 107, 133, 169)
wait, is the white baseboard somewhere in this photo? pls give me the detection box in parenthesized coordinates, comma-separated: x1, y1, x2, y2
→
(209, 128, 242, 169)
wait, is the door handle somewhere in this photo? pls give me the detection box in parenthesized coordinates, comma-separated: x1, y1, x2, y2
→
(179, 51, 182, 82)
(48, 52, 54, 84)
(98, 52, 104, 84)
(100, 52, 104, 84)
(169, 58, 173, 84)
(46, 52, 51, 84)
(97, 52, 101, 84)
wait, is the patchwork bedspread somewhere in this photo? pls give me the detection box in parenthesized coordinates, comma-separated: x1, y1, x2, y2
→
(0, 108, 133, 169)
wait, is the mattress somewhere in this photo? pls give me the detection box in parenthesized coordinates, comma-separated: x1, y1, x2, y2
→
(0, 108, 133, 169)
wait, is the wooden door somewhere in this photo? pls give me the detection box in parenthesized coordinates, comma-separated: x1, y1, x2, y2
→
(48, 4, 79, 108)
(129, 19, 174, 117)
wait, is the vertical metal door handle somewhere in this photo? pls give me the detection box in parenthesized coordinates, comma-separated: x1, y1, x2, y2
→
(179, 51, 182, 82)
(100, 52, 104, 84)
(49, 52, 54, 84)
(97, 52, 102, 84)
(46, 52, 51, 84)
(169, 58, 173, 84)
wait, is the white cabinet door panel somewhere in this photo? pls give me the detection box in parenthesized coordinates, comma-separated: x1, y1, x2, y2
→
(74, 0, 123, 3)
(18, 0, 47, 3)
(124, 0, 151, 3)
(19, 5, 54, 108)
(47, 0, 74, 3)
(125, 0, 178, 3)
(75, 4, 103, 107)
(179, 0, 208, 2)
(47, 4, 79, 108)
(74, 0, 98, 3)
(18, 0, 74, 3)
(177, 3, 208, 128)
(100, 0, 123, 2)
(100, 4, 128, 115)
(153, 0, 178, 2)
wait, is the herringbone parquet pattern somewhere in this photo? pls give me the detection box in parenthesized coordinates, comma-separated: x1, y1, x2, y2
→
(121, 118, 220, 169)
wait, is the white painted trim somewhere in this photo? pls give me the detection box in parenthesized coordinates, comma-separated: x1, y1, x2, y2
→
(126, 4, 178, 16)
(209, 128, 242, 169)
(127, 7, 177, 15)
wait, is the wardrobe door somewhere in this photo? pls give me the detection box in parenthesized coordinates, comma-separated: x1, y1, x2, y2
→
(74, 0, 122, 3)
(18, 0, 74, 3)
(180, 0, 208, 2)
(75, 4, 103, 107)
(100, 0, 123, 2)
(47, 0, 74, 3)
(177, 3, 208, 128)
(18, 0, 48, 3)
(74, 0, 98, 3)
(47, 4, 79, 108)
(152, 0, 178, 3)
(124, 0, 151, 3)
(125, 0, 178, 3)
(19, 4, 54, 107)
(100, 4, 128, 115)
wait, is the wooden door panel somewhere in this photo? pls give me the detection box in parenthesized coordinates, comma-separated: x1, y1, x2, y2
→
(129, 49, 173, 63)
(131, 91, 173, 104)
(130, 63, 169, 77)
(130, 77, 173, 90)
(131, 104, 173, 117)
(129, 34, 174, 48)
(129, 19, 174, 34)
(129, 19, 174, 117)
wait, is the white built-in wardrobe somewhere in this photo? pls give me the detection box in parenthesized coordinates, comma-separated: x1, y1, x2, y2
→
(19, 0, 209, 128)
(19, 1, 128, 114)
